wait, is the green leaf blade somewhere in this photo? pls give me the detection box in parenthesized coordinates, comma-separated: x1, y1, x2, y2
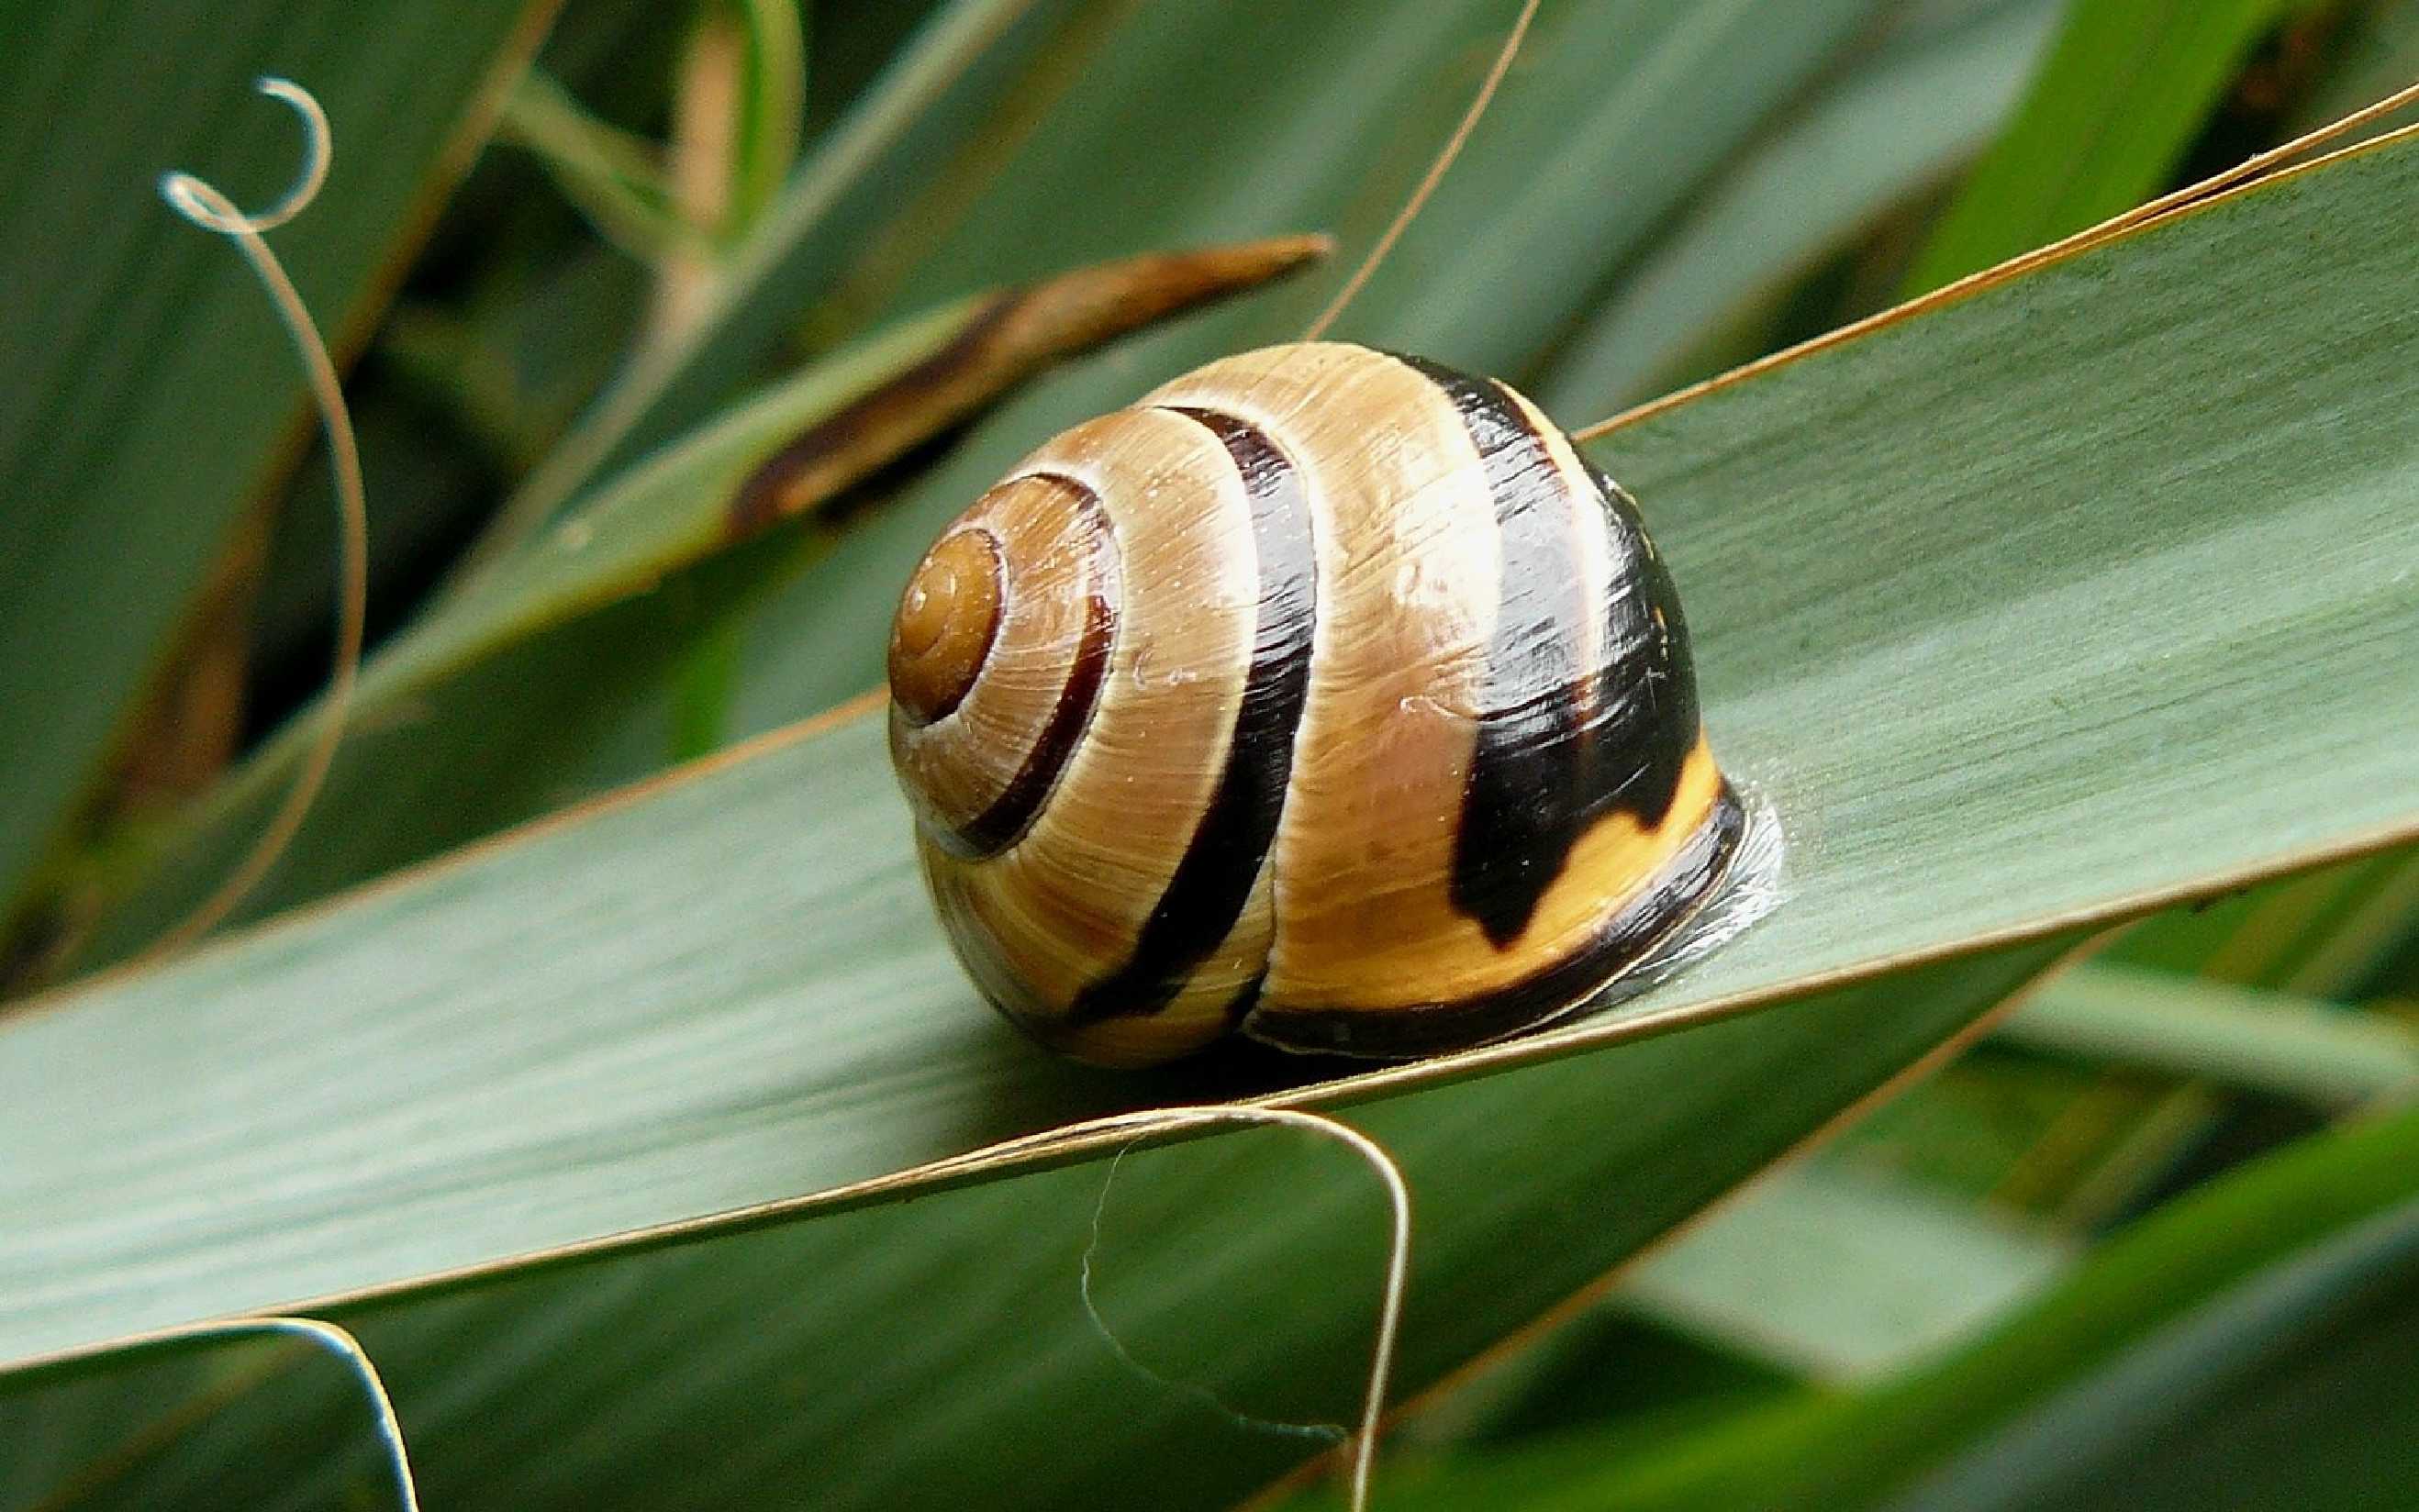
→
(1539, 0, 2061, 416)
(1902, 0, 2304, 293)
(2000, 963, 2419, 1109)
(1324, 1103, 2419, 1512)
(0, 0, 560, 926)
(6, 123, 2419, 1381)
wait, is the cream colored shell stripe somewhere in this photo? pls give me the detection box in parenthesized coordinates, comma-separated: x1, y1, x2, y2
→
(901, 344, 1735, 1064)
(899, 406, 1273, 1062)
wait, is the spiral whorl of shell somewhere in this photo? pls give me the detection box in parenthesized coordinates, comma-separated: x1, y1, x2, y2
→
(888, 342, 1741, 1067)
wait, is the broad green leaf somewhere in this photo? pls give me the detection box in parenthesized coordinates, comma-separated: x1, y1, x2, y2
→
(2000, 962, 2419, 1109)
(1617, 1160, 2076, 1382)
(0, 1335, 323, 1509)
(1303, 1103, 2419, 1511)
(1902, 0, 2306, 293)
(0, 948, 2068, 1512)
(65, 238, 1323, 968)
(6, 117, 2419, 1378)
(0, 0, 559, 927)
(2110, 844, 2419, 991)
(0, 1319, 412, 1512)
(1779, 0, 2419, 1226)
(1874, 1200, 2419, 1512)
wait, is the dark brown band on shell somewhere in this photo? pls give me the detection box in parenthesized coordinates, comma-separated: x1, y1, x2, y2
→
(1068, 407, 1317, 1024)
(942, 475, 1119, 859)
(1585, 461, 1700, 832)
(1392, 354, 1706, 951)
(1242, 782, 1745, 1058)
(1395, 354, 1596, 948)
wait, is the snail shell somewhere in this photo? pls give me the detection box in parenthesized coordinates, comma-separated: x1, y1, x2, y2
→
(888, 342, 1743, 1068)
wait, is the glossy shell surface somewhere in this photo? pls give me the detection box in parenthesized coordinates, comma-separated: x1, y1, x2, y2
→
(888, 342, 1741, 1067)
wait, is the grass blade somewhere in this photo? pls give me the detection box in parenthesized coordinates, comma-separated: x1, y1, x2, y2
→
(2000, 963, 2419, 1109)
(1901, 0, 2303, 292)
(1539, 0, 2060, 415)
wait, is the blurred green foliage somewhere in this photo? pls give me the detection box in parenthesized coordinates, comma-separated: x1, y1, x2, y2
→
(4, 1, 2418, 1509)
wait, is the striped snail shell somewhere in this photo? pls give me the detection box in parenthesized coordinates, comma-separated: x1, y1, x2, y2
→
(887, 342, 1744, 1068)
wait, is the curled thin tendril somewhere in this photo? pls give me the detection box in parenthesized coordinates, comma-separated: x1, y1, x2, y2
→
(146, 77, 365, 958)
(160, 78, 331, 234)
(1081, 1141, 1352, 1446)
(925, 1106, 1411, 1512)
(133, 1316, 418, 1511)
